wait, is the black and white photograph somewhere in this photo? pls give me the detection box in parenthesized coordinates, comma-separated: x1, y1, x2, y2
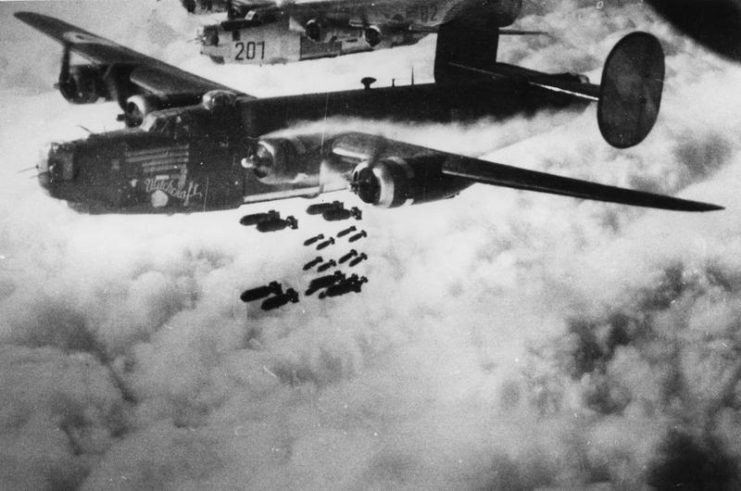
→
(1, 0, 740, 488)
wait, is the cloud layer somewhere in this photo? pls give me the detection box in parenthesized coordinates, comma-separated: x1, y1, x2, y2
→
(1, 0, 740, 489)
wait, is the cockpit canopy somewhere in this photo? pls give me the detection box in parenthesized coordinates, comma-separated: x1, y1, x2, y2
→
(198, 25, 219, 46)
(140, 107, 211, 139)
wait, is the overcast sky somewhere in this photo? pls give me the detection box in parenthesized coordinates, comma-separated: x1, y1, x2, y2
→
(1, 0, 741, 489)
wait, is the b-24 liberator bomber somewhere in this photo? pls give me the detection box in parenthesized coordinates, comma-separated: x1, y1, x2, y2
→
(196, 0, 525, 64)
(16, 11, 723, 218)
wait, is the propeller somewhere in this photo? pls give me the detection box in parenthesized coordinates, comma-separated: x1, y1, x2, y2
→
(345, 134, 388, 204)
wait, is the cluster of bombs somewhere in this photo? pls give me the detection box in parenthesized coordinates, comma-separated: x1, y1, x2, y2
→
(239, 201, 369, 310)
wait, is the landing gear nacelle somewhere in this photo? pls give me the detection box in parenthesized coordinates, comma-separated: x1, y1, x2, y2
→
(304, 20, 416, 50)
(57, 64, 112, 104)
(123, 89, 239, 128)
(362, 25, 415, 49)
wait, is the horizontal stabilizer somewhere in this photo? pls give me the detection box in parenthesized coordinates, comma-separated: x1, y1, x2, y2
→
(442, 155, 722, 212)
(441, 31, 665, 148)
(448, 61, 601, 100)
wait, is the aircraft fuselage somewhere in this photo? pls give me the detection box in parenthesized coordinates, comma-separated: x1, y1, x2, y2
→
(41, 78, 587, 214)
(197, 0, 522, 64)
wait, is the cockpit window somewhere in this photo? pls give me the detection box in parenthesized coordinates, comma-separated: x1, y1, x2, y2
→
(201, 26, 219, 46)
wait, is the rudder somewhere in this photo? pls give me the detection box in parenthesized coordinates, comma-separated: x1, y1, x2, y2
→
(597, 32, 664, 148)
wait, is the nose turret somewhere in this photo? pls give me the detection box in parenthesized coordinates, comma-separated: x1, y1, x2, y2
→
(42, 142, 77, 188)
(33, 121, 246, 214)
(37, 133, 132, 212)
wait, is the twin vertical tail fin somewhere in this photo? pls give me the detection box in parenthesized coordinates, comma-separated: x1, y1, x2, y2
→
(598, 32, 665, 148)
(434, 17, 500, 85)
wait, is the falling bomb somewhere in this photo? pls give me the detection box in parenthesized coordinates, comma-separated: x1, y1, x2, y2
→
(257, 215, 298, 232)
(317, 259, 337, 272)
(337, 226, 357, 238)
(303, 256, 323, 271)
(240, 281, 283, 302)
(322, 206, 362, 222)
(348, 253, 368, 267)
(240, 209, 279, 226)
(316, 237, 335, 250)
(339, 249, 358, 264)
(303, 233, 324, 246)
(261, 288, 299, 311)
(348, 230, 367, 243)
(319, 275, 368, 299)
(306, 201, 343, 215)
(305, 271, 345, 296)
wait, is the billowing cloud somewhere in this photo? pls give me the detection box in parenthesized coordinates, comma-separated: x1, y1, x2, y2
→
(1, 0, 740, 489)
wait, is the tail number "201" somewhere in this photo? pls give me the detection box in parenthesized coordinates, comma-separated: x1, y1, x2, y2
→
(234, 41, 265, 60)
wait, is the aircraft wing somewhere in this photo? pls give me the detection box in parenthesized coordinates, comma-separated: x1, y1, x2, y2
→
(270, 0, 374, 22)
(440, 152, 720, 212)
(279, 0, 521, 27)
(325, 133, 721, 212)
(14, 12, 240, 97)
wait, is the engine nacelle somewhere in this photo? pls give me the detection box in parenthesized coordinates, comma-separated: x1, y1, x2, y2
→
(362, 25, 418, 49)
(305, 19, 323, 42)
(242, 136, 322, 184)
(124, 94, 163, 128)
(351, 155, 470, 208)
(58, 64, 111, 104)
(363, 26, 382, 47)
(123, 93, 204, 127)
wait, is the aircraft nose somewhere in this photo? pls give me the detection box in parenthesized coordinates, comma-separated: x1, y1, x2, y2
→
(43, 142, 77, 187)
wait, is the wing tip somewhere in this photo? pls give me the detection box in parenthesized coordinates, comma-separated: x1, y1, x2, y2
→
(696, 203, 725, 212)
(670, 200, 724, 212)
(14, 11, 47, 26)
(14, 11, 38, 19)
